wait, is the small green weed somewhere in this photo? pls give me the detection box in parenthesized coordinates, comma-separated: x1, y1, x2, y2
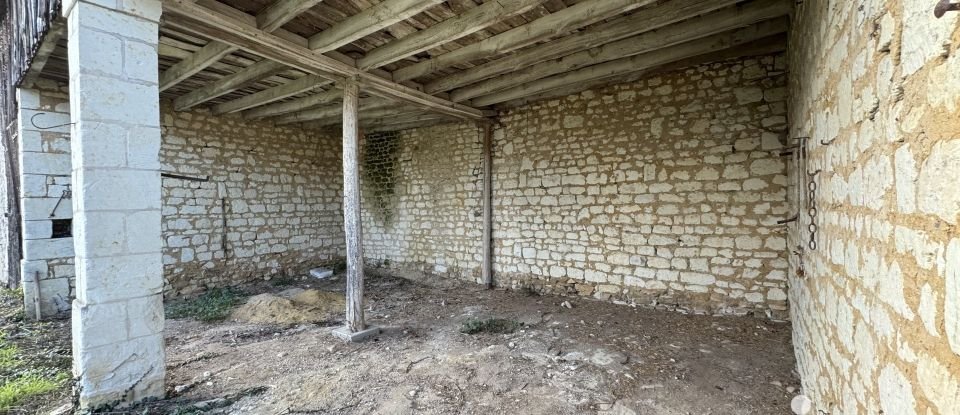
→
(460, 318, 522, 335)
(0, 372, 68, 410)
(166, 288, 245, 322)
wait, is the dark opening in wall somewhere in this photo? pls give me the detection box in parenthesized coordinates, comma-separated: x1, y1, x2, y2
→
(51, 219, 71, 238)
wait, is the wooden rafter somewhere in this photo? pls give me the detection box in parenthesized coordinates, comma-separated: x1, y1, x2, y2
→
(391, 0, 655, 83)
(174, 60, 288, 111)
(274, 98, 396, 124)
(308, 0, 446, 52)
(162, 0, 490, 120)
(244, 87, 342, 119)
(21, 20, 65, 88)
(450, 0, 790, 102)
(423, 0, 745, 94)
(356, 0, 547, 70)
(470, 19, 788, 107)
(159, 0, 320, 92)
(213, 74, 330, 114)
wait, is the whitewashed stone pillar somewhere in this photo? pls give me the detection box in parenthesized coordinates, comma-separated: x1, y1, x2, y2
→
(64, 0, 165, 409)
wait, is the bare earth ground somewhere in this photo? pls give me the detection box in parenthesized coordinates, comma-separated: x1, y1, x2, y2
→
(130, 272, 798, 415)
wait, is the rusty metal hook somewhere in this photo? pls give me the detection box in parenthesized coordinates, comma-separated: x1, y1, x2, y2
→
(820, 136, 837, 145)
(935, 0, 960, 18)
(807, 169, 822, 177)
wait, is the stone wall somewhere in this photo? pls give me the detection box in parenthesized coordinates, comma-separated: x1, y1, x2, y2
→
(160, 103, 344, 296)
(361, 54, 792, 318)
(17, 81, 74, 318)
(12, 80, 346, 306)
(787, 0, 960, 413)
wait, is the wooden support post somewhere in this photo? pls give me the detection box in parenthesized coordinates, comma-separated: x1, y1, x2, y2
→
(481, 123, 493, 288)
(335, 77, 379, 342)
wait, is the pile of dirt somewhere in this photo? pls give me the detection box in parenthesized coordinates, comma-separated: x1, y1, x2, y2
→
(230, 289, 344, 325)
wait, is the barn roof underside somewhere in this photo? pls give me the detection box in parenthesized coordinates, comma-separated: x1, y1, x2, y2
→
(29, 0, 791, 132)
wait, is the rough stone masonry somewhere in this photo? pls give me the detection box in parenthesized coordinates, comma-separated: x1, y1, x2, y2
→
(360, 54, 792, 319)
(787, 0, 960, 413)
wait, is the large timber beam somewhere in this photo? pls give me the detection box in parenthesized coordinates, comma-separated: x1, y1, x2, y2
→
(450, 0, 790, 102)
(159, 0, 321, 92)
(424, 0, 745, 94)
(163, 0, 489, 120)
(356, 0, 546, 70)
(495, 35, 788, 109)
(366, 118, 454, 133)
(308, 0, 445, 52)
(391, 0, 654, 83)
(471, 19, 787, 107)
(213, 74, 329, 114)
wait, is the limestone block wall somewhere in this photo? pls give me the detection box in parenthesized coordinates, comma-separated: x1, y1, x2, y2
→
(361, 54, 792, 317)
(159, 103, 344, 296)
(787, 1, 960, 413)
(17, 82, 74, 318)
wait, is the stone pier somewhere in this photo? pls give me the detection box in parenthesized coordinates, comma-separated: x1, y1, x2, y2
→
(64, 0, 166, 409)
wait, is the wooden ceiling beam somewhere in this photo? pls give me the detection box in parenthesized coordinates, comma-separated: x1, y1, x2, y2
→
(356, 0, 547, 70)
(244, 87, 342, 119)
(470, 19, 788, 107)
(162, 0, 489, 120)
(391, 0, 655, 83)
(174, 59, 288, 110)
(494, 35, 788, 109)
(276, 99, 399, 125)
(160, 0, 321, 92)
(307, 0, 446, 52)
(424, 0, 745, 94)
(213, 74, 330, 114)
(450, 0, 790, 102)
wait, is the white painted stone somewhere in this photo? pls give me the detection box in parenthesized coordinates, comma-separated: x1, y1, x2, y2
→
(947, 238, 960, 356)
(877, 365, 917, 415)
(917, 140, 960, 224)
(919, 283, 939, 337)
(894, 144, 916, 213)
(901, 0, 958, 76)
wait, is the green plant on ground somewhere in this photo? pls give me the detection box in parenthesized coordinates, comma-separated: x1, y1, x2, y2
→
(0, 372, 69, 410)
(166, 288, 246, 322)
(0, 340, 19, 371)
(460, 318, 522, 335)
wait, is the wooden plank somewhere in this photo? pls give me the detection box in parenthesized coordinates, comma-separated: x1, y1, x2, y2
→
(425, 0, 745, 94)
(481, 122, 493, 288)
(160, 42, 235, 91)
(174, 59, 288, 110)
(341, 78, 365, 333)
(356, 0, 547, 70)
(274, 98, 395, 124)
(163, 0, 489, 120)
(366, 118, 454, 133)
(392, 0, 654, 82)
(298, 103, 413, 126)
(257, 0, 325, 32)
(213, 74, 329, 114)
(450, 0, 790, 102)
(495, 35, 788, 109)
(244, 87, 342, 119)
(308, 0, 445, 52)
(472, 20, 788, 107)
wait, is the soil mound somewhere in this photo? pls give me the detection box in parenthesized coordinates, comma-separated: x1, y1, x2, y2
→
(231, 289, 344, 324)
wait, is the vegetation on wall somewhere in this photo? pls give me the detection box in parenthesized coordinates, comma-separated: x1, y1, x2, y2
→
(361, 131, 401, 226)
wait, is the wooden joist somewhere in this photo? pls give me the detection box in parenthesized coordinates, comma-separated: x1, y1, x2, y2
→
(162, 0, 489, 120)
(174, 59, 288, 111)
(424, 0, 744, 94)
(450, 0, 790, 102)
(356, 0, 546, 70)
(494, 35, 788, 109)
(160, 0, 317, 92)
(213, 74, 329, 114)
(308, 0, 445, 52)
(366, 118, 454, 133)
(275, 98, 396, 124)
(21, 21, 65, 88)
(470, 19, 788, 107)
(392, 0, 655, 82)
(244, 87, 342, 119)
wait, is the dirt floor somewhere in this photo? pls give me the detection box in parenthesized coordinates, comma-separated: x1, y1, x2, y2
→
(135, 271, 799, 415)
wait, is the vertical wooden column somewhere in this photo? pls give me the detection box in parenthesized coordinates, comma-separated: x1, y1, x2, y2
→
(481, 123, 493, 288)
(341, 77, 367, 334)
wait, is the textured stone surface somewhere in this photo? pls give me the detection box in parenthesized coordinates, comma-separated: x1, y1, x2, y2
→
(787, 0, 960, 412)
(360, 55, 791, 318)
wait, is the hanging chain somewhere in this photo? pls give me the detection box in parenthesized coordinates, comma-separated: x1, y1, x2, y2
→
(806, 169, 821, 250)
